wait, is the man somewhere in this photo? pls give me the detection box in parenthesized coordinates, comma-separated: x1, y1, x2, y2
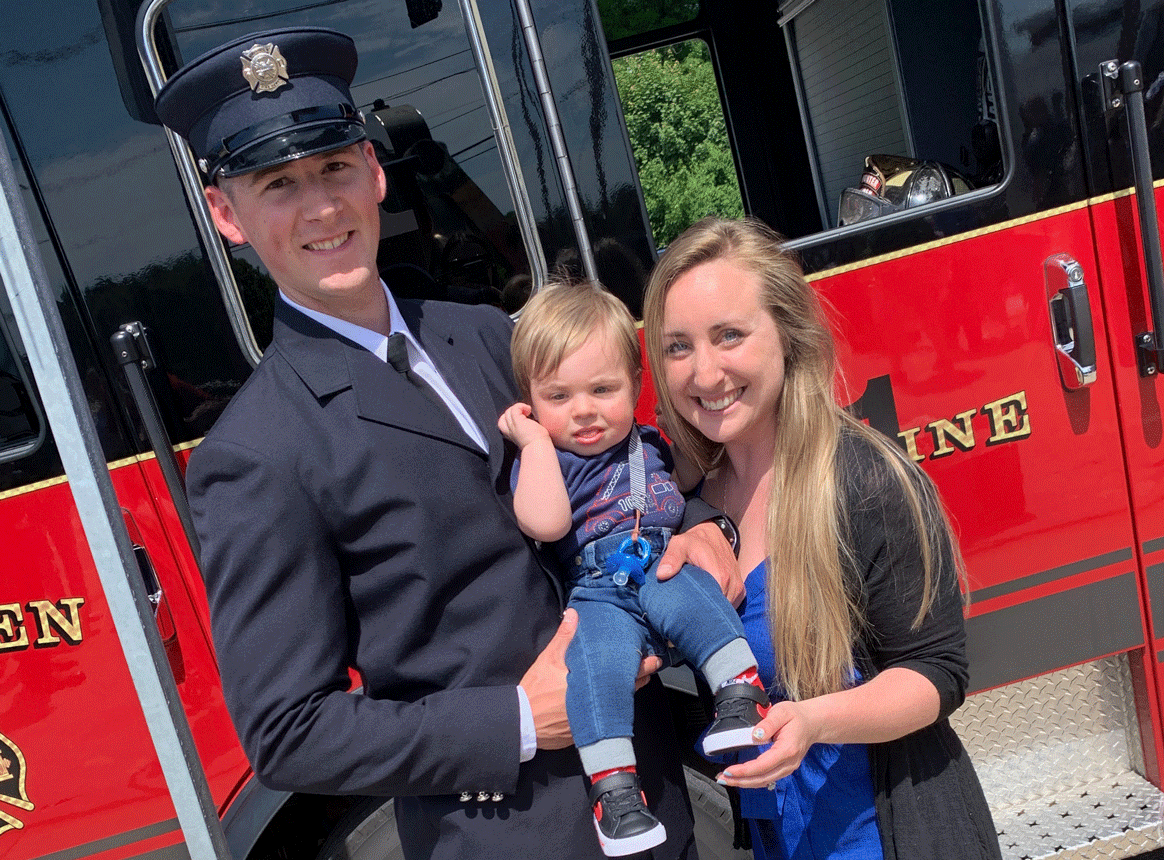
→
(154, 26, 739, 859)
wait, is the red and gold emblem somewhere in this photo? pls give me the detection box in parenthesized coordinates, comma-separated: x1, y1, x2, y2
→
(0, 732, 32, 837)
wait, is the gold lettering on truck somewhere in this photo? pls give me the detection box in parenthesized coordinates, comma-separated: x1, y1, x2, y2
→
(894, 390, 1031, 461)
(0, 597, 85, 652)
(0, 605, 28, 651)
(927, 409, 978, 459)
(983, 392, 1033, 444)
(897, 426, 927, 463)
(27, 597, 85, 647)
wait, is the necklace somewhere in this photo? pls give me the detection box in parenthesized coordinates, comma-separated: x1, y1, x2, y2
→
(710, 463, 773, 534)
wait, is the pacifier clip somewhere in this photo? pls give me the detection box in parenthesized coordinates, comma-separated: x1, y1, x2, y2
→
(604, 426, 651, 587)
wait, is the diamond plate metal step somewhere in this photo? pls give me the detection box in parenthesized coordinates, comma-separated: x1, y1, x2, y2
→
(950, 656, 1164, 859)
(991, 771, 1162, 859)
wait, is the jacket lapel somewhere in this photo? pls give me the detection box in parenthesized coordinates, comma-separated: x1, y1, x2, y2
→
(273, 300, 481, 452)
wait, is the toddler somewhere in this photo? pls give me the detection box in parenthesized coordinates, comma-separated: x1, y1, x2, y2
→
(499, 281, 769, 856)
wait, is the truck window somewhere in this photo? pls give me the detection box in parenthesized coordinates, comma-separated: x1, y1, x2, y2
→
(0, 289, 43, 463)
(611, 39, 744, 250)
(155, 1, 543, 351)
(604, 0, 1003, 249)
(786, 0, 1001, 231)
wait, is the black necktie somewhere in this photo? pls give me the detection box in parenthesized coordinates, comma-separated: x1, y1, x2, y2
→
(386, 331, 442, 406)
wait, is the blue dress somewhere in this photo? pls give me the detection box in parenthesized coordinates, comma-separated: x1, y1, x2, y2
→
(733, 562, 883, 860)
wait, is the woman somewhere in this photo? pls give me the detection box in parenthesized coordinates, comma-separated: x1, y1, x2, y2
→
(643, 217, 1001, 860)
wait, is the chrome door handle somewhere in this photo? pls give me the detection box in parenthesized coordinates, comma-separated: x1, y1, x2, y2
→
(1045, 254, 1097, 389)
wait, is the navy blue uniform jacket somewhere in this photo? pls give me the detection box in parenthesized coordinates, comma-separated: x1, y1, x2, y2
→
(186, 297, 695, 859)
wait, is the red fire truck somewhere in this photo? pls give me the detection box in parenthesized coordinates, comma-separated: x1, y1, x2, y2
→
(2, 0, 1164, 857)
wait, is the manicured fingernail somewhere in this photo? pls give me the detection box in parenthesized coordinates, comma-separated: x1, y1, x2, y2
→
(752, 727, 765, 740)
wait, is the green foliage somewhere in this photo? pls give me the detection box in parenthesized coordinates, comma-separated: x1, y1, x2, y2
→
(612, 42, 743, 248)
(595, 0, 701, 42)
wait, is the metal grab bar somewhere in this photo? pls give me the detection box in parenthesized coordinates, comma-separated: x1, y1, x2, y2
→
(458, 0, 600, 289)
(1102, 60, 1164, 376)
(511, 0, 599, 284)
(111, 321, 201, 562)
(458, 0, 550, 290)
(136, 0, 263, 368)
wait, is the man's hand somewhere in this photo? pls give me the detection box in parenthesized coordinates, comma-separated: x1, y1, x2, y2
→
(520, 609, 576, 749)
(656, 521, 744, 606)
(519, 610, 667, 750)
(636, 655, 664, 689)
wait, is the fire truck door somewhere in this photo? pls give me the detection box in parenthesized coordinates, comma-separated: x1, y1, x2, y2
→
(0, 171, 244, 860)
(780, 0, 1148, 705)
(0, 351, 244, 860)
(1062, 0, 1164, 739)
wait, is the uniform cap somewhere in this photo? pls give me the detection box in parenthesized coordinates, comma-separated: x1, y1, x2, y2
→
(154, 27, 365, 180)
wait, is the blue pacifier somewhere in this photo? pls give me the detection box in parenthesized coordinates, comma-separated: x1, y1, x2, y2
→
(604, 536, 651, 587)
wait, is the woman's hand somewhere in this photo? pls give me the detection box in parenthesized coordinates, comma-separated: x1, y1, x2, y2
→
(716, 668, 942, 788)
(715, 701, 820, 788)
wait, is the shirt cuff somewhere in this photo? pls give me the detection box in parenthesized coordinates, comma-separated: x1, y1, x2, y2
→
(517, 685, 537, 763)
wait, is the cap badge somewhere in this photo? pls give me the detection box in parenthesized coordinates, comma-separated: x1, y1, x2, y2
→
(241, 43, 289, 93)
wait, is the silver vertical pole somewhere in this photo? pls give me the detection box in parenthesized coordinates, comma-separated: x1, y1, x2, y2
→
(137, 0, 262, 367)
(459, 0, 550, 289)
(0, 133, 231, 859)
(511, 0, 598, 283)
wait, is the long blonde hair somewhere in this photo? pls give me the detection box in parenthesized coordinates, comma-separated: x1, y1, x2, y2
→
(643, 217, 962, 700)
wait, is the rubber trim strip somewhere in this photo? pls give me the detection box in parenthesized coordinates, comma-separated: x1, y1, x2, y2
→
(969, 547, 1133, 604)
(30, 818, 180, 860)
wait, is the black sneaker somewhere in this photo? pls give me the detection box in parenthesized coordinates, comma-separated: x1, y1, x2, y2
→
(588, 771, 667, 857)
(701, 681, 771, 755)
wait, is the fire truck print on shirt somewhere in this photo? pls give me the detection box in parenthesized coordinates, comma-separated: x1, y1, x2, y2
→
(582, 464, 684, 541)
(552, 426, 686, 565)
(0, 731, 32, 836)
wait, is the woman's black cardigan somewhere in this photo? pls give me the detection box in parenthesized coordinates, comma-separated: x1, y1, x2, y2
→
(840, 430, 1002, 860)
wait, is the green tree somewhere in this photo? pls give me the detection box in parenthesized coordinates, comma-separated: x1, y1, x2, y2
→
(612, 42, 743, 248)
(595, 0, 701, 41)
